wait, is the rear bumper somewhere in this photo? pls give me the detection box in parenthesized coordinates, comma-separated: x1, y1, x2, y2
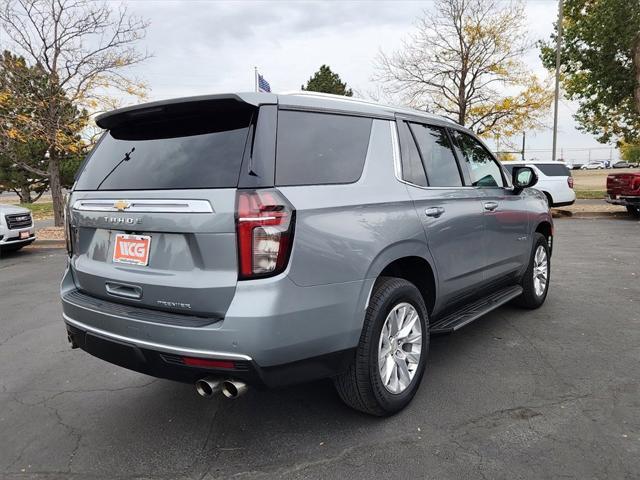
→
(550, 188, 576, 207)
(552, 200, 575, 207)
(65, 321, 355, 388)
(61, 267, 371, 387)
(606, 195, 640, 207)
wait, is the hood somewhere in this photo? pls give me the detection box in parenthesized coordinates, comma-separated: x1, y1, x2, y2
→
(0, 203, 32, 215)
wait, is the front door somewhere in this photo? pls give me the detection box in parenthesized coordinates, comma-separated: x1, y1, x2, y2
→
(449, 130, 530, 284)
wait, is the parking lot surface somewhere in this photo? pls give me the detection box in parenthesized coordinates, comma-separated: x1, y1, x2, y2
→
(1, 218, 639, 479)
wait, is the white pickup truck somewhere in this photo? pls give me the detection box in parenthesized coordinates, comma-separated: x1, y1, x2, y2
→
(0, 204, 35, 252)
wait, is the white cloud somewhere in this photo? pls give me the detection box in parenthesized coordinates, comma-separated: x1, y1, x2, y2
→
(116, 0, 613, 159)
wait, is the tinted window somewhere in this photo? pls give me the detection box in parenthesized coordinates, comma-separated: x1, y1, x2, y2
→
(452, 131, 504, 187)
(276, 111, 372, 186)
(409, 123, 462, 187)
(536, 164, 571, 177)
(397, 121, 427, 186)
(75, 109, 253, 190)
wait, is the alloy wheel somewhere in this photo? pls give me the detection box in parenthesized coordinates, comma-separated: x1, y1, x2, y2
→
(533, 245, 548, 297)
(378, 302, 422, 394)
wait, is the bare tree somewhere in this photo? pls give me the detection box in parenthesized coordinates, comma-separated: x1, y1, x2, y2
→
(375, 0, 552, 137)
(0, 0, 150, 226)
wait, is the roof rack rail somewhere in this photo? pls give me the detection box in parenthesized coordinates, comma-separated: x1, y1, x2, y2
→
(279, 90, 459, 124)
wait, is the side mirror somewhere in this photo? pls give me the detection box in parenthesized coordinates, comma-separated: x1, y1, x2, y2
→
(512, 166, 538, 192)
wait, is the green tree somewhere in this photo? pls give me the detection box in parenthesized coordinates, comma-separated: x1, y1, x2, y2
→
(540, 0, 640, 144)
(302, 65, 353, 96)
(0, 50, 88, 202)
(620, 143, 640, 164)
(0, 138, 48, 203)
(0, 0, 149, 226)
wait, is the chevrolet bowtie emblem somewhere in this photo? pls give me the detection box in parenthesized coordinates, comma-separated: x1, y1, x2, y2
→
(113, 200, 131, 211)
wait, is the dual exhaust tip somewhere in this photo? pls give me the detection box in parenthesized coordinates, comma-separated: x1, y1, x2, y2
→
(195, 377, 247, 399)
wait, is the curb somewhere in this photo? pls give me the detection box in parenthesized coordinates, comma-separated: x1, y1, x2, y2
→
(553, 211, 632, 219)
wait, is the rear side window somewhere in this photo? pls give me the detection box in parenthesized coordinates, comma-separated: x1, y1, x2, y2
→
(409, 123, 462, 187)
(75, 107, 253, 190)
(275, 111, 372, 186)
(535, 164, 571, 176)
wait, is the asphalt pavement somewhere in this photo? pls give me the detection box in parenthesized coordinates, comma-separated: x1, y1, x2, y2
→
(1, 217, 639, 479)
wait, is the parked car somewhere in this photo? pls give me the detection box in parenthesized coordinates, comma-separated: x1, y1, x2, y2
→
(0, 204, 35, 253)
(502, 161, 575, 207)
(612, 161, 637, 169)
(606, 171, 640, 217)
(581, 161, 607, 170)
(61, 92, 553, 415)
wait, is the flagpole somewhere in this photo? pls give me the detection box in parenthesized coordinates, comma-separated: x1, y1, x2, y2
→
(254, 66, 258, 92)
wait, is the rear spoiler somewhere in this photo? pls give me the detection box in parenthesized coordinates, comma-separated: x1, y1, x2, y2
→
(95, 92, 278, 130)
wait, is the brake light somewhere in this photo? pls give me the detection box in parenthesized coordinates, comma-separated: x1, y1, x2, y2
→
(183, 357, 235, 369)
(567, 176, 574, 189)
(236, 189, 295, 279)
(64, 201, 74, 256)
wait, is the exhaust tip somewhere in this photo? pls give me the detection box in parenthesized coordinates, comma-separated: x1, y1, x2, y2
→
(221, 380, 247, 399)
(195, 378, 221, 398)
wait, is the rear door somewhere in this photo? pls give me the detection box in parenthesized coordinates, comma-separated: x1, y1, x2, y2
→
(396, 119, 486, 304)
(449, 130, 530, 283)
(68, 99, 275, 318)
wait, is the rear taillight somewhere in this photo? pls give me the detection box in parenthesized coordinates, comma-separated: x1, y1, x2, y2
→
(236, 189, 295, 280)
(567, 176, 574, 189)
(64, 202, 73, 256)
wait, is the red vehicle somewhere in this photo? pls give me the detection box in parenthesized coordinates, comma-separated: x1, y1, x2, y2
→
(606, 172, 640, 217)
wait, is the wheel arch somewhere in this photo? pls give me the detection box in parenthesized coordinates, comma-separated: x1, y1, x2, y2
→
(362, 240, 438, 317)
(534, 220, 553, 255)
(376, 256, 436, 316)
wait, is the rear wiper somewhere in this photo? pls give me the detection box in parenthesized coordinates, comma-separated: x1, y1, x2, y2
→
(96, 147, 136, 190)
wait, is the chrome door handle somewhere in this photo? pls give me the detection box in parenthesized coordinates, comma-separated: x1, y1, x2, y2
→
(425, 207, 445, 218)
(484, 202, 499, 211)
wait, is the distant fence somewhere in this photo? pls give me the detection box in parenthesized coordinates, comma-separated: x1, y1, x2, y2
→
(494, 147, 620, 164)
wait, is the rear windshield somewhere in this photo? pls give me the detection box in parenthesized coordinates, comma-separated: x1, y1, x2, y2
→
(75, 107, 253, 190)
(502, 163, 571, 177)
(535, 164, 571, 177)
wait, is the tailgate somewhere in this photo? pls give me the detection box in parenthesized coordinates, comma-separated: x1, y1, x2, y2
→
(69, 190, 238, 318)
(607, 174, 640, 196)
(67, 98, 263, 318)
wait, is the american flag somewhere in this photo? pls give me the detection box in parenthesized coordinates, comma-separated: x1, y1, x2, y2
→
(257, 73, 271, 93)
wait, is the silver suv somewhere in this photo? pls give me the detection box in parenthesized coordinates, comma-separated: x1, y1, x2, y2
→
(61, 92, 552, 415)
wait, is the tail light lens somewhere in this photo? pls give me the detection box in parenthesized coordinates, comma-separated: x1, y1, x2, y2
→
(567, 176, 574, 189)
(236, 189, 295, 280)
(64, 202, 74, 257)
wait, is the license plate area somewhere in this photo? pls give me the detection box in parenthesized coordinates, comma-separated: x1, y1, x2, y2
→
(19, 231, 30, 239)
(113, 234, 151, 266)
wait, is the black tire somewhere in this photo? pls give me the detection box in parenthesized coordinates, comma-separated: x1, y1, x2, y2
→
(543, 192, 553, 207)
(333, 277, 429, 416)
(626, 205, 640, 218)
(514, 233, 550, 309)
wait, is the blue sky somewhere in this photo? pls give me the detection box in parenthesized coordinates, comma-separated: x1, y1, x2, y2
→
(115, 0, 616, 162)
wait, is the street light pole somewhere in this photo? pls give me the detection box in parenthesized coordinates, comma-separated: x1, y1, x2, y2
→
(552, 0, 564, 161)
